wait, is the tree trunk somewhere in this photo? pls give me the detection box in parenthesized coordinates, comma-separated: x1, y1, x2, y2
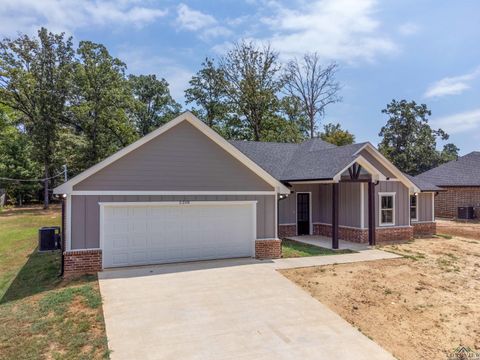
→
(310, 115, 315, 139)
(43, 165, 49, 209)
(253, 121, 260, 141)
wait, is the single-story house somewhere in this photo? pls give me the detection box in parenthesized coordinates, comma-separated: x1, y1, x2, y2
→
(54, 112, 438, 276)
(415, 151, 480, 218)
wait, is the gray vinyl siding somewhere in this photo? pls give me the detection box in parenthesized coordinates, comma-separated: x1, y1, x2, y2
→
(74, 121, 273, 191)
(374, 181, 410, 227)
(278, 180, 412, 231)
(70, 194, 276, 250)
(413, 192, 434, 222)
(278, 183, 362, 229)
(358, 149, 396, 178)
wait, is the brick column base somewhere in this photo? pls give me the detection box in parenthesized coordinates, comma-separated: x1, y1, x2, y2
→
(412, 222, 437, 237)
(313, 224, 368, 243)
(312, 223, 414, 244)
(63, 249, 102, 277)
(376, 226, 413, 243)
(278, 225, 296, 238)
(255, 239, 282, 259)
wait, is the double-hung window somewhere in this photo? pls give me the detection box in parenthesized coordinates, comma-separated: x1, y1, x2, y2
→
(379, 193, 395, 226)
(410, 195, 418, 221)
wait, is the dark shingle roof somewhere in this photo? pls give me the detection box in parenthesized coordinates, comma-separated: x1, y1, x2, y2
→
(415, 152, 480, 187)
(230, 138, 368, 181)
(405, 174, 443, 192)
(280, 142, 367, 181)
(229, 140, 299, 179)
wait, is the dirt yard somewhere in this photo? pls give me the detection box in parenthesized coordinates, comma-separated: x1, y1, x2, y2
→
(280, 236, 480, 360)
(437, 219, 480, 240)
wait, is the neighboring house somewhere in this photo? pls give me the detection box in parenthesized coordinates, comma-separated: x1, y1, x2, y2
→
(415, 151, 480, 218)
(54, 113, 438, 276)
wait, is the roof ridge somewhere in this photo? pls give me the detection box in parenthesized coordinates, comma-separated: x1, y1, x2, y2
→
(228, 140, 301, 146)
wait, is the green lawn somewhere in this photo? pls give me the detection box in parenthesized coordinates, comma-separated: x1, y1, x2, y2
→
(281, 239, 355, 258)
(0, 206, 109, 360)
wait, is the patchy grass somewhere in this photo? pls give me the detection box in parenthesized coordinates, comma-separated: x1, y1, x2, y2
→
(281, 236, 480, 360)
(0, 205, 109, 359)
(281, 239, 355, 258)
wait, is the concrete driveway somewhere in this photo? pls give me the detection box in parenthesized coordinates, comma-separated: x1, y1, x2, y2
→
(99, 253, 396, 360)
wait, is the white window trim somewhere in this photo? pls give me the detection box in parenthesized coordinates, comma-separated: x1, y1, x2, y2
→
(410, 193, 418, 223)
(431, 192, 435, 221)
(378, 192, 396, 226)
(360, 182, 365, 229)
(296, 192, 312, 235)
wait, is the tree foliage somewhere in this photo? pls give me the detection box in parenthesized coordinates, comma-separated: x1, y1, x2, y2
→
(0, 106, 41, 205)
(284, 54, 341, 138)
(129, 74, 181, 136)
(184, 58, 229, 130)
(320, 123, 355, 146)
(71, 41, 137, 168)
(220, 41, 284, 141)
(0, 28, 75, 207)
(1, 29, 461, 206)
(378, 99, 459, 175)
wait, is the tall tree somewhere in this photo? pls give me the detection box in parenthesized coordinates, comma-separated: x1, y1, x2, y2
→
(320, 123, 355, 146)
(284, 54, 341, 138)
(0, 105, 41, 205)
(220, 41, 283, 141)
(71, 41, 137, 168)
(378, 99, 459, 175)
(0, 28, 75, 208)
(185, 58, 229, 130)
(129, 74, 181, 136)
(439, 143, 459, 163)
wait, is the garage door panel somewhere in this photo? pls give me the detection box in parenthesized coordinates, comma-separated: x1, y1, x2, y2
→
(102, 202, 255, 268)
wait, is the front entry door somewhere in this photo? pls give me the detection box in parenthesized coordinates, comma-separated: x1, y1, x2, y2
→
(297, 193, 310, 235)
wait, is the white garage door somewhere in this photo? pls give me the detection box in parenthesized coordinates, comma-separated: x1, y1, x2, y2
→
(101, 201, 256, 268)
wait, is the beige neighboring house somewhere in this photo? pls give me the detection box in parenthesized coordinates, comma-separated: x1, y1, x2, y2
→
(54, 112, 439, 276)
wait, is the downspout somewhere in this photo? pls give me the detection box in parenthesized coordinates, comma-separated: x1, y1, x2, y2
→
(59, 195, 66, 277)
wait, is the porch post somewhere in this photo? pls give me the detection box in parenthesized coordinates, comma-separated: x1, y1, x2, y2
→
(332, 183, 339, 249)
(368, 181, 376, 246)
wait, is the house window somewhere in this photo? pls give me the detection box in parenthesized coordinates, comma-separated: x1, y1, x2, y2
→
(379, 193, 395, 226)
(410, 195, 417, 221)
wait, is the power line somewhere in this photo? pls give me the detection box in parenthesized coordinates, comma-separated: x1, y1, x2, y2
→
(0, 170, 66, 182)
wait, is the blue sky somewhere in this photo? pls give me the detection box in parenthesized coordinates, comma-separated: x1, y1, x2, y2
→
(1, 0, 479, 154)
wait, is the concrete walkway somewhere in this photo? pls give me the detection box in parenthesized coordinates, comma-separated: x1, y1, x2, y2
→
(99, 250, 399, 360)
(287, 235, 371, 251)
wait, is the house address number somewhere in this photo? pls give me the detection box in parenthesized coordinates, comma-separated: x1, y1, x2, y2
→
(179, 200, 190, 205)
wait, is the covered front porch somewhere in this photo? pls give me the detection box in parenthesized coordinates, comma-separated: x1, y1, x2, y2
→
(278, 150, 419, 248)
(286, 235, 371, 251)
(279, 158, 383, 249)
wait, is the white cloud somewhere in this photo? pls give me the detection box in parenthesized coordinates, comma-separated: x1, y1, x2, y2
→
(176, 3, 216, 31)
(432, 108, 480, 134)
(256, 0, 397, 62)
(200, 26, 232, 40)
(119, 48, 193, 103)
(0, 0, 167, 36)
(398, 22, 419, 36)
(175, 4, 231, 41)
(424, 66, 480, 98)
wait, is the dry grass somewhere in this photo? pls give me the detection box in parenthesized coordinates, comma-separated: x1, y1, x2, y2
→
(280, 236, 480, 360)
(437, 219, 480, 240)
